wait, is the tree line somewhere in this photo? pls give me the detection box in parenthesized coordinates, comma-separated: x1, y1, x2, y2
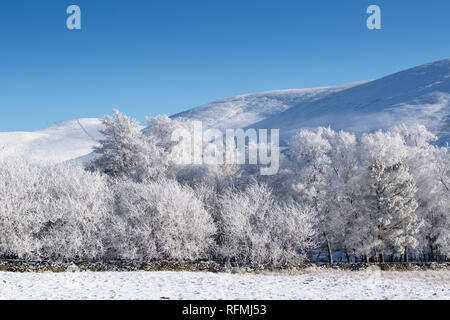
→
(0, 110, 448, 265)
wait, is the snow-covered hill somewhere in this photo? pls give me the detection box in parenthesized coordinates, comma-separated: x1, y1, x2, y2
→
(251, 59, 450, 144)
(1, 59, 448, 163)
(0, 83, 364, 164)
(172, 81, 367, 130)
(0, 119, 103, 163)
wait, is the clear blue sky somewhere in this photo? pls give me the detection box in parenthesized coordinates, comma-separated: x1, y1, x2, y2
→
(0, 0, 449, 131)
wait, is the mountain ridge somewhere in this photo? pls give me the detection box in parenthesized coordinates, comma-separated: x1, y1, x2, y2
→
(1, 59, 448, 163)
(249, 58, 450, 144)
(171, 81, 369, 130)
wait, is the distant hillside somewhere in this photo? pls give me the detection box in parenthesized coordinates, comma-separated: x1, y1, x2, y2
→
(1, 59, 448, 164)
(251, 59, 450, 145)
(172, 82, 367, 130)
(0, 119, 103, 163)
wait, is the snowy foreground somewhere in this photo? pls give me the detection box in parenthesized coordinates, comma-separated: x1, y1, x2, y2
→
(0, 269, 448, 300)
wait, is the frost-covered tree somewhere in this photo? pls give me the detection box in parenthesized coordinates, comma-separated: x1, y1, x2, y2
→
(143, 115, 195, 169)
(284, 126, 442, 263)
(144, 115, 242, 190)
(0, 158, 45, 259)
(35, 163, 113, 261)
(286, 127, 348, 264)
(359, 130, 422, 262)
(393, 125, 450, 260)
(215, 183, 316, 267)
(112, 178, 216, 261)
(432, 148, 450, 259)
(365, 162, 421, 262)
(0, 157, 112, 261)
(309, 129, 364, 262)
(286, 128, 332, 261)
(91, 110, 169, 182)
(2, 116, 448, 266)
(91, 109, 145, 177)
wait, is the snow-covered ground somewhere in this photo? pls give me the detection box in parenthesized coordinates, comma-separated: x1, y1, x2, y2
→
(0, 269, 448, 300)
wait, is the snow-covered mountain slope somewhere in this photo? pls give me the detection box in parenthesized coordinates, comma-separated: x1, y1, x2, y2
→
(171, 82, 368, 130)
(0, 119, 103, 163)
(251, 59, 450, 144)
(1, 59, 448, 164)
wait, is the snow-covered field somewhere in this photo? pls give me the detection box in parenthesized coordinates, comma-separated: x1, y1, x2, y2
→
(0, 269, 448, 300)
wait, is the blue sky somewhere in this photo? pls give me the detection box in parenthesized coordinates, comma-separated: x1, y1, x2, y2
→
(0, 0, 449, 131)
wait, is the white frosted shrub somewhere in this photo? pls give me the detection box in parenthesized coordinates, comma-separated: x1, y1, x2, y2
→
(0, 158, 112, 261)
(113, 178, 216, 261)
(0, 158, 45, 259)
(216, 183, 316, 267)
(36, 164, 112, 261)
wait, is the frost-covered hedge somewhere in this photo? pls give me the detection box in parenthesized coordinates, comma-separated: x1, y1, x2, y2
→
(111, 178, 216, 261)
(0, 159, 112, 261)
(0, 109, 448, 265)
(0, 158, 315, 265)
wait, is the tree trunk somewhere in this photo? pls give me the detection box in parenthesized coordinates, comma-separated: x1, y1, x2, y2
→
(404, 246, 409, 263)
(430, 245, 435, 262)
(323, 232, 333, 265)
(345, 248, 351, 263)
(364, 254, 370, 264)
(379, 251, 385, 264)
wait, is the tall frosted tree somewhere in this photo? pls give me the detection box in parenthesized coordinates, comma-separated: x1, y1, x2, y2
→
(323, 130, 361, 263)
(91, 110, 168, 182)
(286, 127, 338, 264)
(92, 109, 145, 177)
(393, 125, 450, 260)
(366, 162, 421, 263)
